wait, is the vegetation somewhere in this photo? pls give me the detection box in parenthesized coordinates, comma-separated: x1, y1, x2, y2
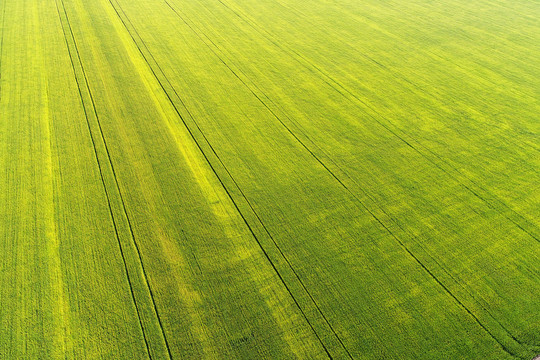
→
(0, 0, 538, 358)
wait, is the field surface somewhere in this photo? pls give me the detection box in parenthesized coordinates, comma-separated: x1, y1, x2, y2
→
(0, 0, 539, 358)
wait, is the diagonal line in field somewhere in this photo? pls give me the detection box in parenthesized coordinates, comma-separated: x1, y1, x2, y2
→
(54, 1, 172, 358)
(131, 0, 530, 356)
(212, 0, 540, 244)
(216, 0, 539, 152)
(161, 7, 517, 357)
(170, 2, 537, 355)
(159, 2, 358, 357)
(104, 0, 339, 358)
(53, 2, 153, 358)
(176, 1, 540, 351)
(176, 1, 537, 350)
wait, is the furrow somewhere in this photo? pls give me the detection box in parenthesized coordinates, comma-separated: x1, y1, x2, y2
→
(53, 1, 153, 358)
(217, 0, 539, 153)
(154, 1, 529, 357)
(104, 0, 340, 357)
(160, 3, 355, 356)
(55, 0, 172, 357)
(212, 0, 540, 243)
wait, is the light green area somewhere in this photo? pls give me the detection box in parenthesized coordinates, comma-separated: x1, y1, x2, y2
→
(0, 0, 538, 358)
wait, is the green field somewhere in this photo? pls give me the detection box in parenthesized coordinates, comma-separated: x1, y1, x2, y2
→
(0, 0, 538, 358)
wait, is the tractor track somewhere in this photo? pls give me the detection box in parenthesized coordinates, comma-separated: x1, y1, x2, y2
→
(108, 0, 530, 357)
(106, 0, 348, 357)
(158, 0, 529, 356)
(55, 1, 172, 358)
(212, 0, 540, 243)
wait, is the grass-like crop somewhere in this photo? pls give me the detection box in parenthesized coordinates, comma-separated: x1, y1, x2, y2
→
(0, 0, 538, 358)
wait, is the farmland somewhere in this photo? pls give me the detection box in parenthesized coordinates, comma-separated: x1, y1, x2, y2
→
(0, 0, 539, 358)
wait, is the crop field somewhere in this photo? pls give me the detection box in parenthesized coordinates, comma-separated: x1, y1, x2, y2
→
(0, 0, 539, 358)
